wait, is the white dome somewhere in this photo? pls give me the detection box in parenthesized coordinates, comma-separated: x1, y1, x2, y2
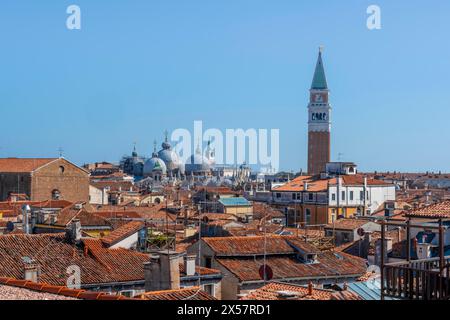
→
(143, 156, 167, 176)
(157, 137, 182, 173)
(185, 152, 211, 174)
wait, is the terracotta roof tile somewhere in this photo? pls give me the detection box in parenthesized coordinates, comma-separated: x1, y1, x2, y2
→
(273, 174, 392, 192)
(0, 158, 57, 173)
(203, 235, 296, 256)
(137, 287, 216, 300)
(241, 282, 335, 300)
(216, 252, 367, 282)
(0, 233, 149, 286)
(101, 221, 145, 247)
(405, 200, 450, 219)
(325, 218, 374, 231)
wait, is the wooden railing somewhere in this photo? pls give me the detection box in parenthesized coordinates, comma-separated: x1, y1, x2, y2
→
(383, 257, 450, 300)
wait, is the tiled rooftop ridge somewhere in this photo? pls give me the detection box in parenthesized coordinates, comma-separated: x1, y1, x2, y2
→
(0, 277, 138, 300)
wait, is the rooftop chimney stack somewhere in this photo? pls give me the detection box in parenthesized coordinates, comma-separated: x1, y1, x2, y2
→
(66, 219, 82, 243)
(22, 204, 31, 235)
(184, 255, 196, 276)
(144, 251, 181, 292)
(23, 258, 40, 283)
(307, 282, 313, 296)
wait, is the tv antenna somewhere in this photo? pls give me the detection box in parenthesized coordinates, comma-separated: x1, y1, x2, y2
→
(58, 147, 64, 158)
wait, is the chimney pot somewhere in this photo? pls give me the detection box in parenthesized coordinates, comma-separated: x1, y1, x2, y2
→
(308, 282, 313, 296)
(24, 260, 40, 283)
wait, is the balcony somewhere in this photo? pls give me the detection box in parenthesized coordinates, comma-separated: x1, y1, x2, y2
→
(383, 257, 450, 300)
(380, 219, 450, 300)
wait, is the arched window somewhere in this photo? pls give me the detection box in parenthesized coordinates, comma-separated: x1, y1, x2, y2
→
(52, 189, 61, 200)
(59, 166, 65, 174)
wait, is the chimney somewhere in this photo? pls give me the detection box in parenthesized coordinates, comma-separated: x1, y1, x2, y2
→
(144, 251, 181, 292)
(66, 219, 82, 243)
(184, 255, 196, 276)
(23, 259, 40, 283)
(304, 182, 308, 191)
(307, 282, 313, 295)
(22, 204, 31, 234)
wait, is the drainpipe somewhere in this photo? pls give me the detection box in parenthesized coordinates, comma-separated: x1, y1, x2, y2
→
(363, 177, 367, 216)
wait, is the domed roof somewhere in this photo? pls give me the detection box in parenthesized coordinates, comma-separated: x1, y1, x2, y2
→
(158, 133, 182, 172)
(158, 149, 181, 171)
(143, 142, 167, 175)
(144, 157, 167, 175)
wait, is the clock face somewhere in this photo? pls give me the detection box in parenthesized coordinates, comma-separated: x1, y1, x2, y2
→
(314, 94, 323, 102)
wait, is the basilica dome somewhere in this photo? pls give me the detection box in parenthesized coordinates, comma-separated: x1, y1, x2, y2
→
(157, 138, 182, 173)
(143, 143, 167, 176)
(185, 145, 212, 175)
(143, 157, 167, 176)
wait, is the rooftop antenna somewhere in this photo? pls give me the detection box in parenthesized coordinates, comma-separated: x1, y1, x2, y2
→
(58, 147, 64, 158)
(338, 152, 344, 162)
(164, 129, 169, 142)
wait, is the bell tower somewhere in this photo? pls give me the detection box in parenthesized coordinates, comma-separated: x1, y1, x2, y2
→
(307, 47, 331, 175)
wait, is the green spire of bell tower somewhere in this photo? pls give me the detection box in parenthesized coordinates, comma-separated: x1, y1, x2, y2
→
(311, 46, 328, 90)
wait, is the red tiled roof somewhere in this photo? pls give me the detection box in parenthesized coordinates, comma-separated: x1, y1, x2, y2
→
(241, 282, 335, 300)
(273, 176, 327, 192)
(196, 187, 237, 195)
(325, 218, 374, 231)
(93, 210, 142, 220)
(0, 158, 57, 173)
(198, 213, 237, 221)
(0, 277, 135, 300)
(339, 175, 391, 186)
(252, 202, 285, 219)
(216, 251, 367, 282)
(203, 236, 296, 256)
(274, 174, 391, 192)
(101, 221, 145, 247)
(0, 233, 149, 286)
(404, 200, 450, 219)
(137, 287, 216, 300)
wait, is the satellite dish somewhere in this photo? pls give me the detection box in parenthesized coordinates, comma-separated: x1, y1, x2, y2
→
(6, 221, 14, 232)
(357, 228, 365, 237)
(259, 264, 273, 281)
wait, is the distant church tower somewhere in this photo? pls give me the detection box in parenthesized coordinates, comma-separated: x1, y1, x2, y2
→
(307, 48, 331, 175)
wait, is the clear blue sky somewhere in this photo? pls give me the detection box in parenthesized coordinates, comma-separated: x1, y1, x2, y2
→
(1, 1, 449, 172)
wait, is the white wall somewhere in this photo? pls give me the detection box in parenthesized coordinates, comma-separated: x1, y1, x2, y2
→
(89, 185, 108, 205)
(328, 185, 396, 214)
(110, 232, 139, 249)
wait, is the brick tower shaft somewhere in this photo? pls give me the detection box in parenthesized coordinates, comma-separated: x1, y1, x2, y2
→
(307, 48, 331, 175)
